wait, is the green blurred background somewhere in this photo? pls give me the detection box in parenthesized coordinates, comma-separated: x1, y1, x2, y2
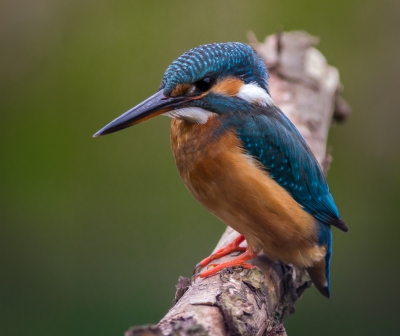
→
(1, 0, 400, 335)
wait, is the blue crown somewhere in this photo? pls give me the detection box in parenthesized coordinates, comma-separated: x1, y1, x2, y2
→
(160, 42, 269, 95)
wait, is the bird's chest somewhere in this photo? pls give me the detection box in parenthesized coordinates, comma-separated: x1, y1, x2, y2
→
(169, 117, 320, 261)
(170, 117, 236, 208)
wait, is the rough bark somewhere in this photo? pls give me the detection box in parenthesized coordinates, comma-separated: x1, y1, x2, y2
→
(125, 31, 350, 336)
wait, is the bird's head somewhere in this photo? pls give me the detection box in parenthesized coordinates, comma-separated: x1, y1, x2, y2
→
(94, 42, 272, 137)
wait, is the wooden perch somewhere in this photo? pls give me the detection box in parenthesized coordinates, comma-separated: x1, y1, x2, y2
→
(126, 31, 350, 336)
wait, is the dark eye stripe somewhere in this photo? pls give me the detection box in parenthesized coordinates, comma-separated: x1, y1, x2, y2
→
(195, 77, 214, 92)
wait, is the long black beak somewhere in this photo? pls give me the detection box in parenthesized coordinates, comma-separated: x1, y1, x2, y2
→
(93, 90, 185, 137)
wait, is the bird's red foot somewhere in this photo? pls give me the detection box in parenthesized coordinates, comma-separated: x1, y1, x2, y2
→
(198, 250, 258, 278)
(194, 235, 246, 274)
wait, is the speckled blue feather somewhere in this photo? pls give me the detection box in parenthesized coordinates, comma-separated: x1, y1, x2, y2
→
(160, 43, 269, 95)
(221, 106, 342, 292)
(213, 105, 348, 236)
(236, 109, 340, 227)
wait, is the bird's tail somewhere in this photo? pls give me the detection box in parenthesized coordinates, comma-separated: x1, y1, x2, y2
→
(306, 225, 332, 298)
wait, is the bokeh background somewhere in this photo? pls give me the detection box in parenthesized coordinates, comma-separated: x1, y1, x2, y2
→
(2, 0, 400, 335)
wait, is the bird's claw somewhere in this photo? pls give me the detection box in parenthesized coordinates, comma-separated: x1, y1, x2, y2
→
(192, 235, 248, 277)
(190, 273, 201, 285)
(193, 263, 203, 275)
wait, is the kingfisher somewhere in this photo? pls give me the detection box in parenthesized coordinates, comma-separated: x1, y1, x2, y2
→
(94, 42, 348, 298)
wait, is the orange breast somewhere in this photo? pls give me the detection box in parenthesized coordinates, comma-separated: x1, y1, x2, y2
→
(170, 116, 326, 268)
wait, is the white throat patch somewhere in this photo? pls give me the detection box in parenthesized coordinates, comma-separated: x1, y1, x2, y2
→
(237, 83, 273, 106)
(163, 107, 216, 124)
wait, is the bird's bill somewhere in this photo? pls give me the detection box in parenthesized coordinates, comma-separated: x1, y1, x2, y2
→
(93, 90, 185, 137)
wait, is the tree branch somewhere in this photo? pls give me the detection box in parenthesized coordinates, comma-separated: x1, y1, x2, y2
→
(126, 31, 350, 336)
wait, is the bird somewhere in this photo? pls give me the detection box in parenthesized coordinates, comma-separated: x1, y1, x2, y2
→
(93, 42, 348, 298)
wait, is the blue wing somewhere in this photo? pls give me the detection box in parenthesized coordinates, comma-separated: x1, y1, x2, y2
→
(232, 106, 348, 233)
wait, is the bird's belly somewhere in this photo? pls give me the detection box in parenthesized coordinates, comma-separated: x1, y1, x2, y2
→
(170, 118, 325, 268)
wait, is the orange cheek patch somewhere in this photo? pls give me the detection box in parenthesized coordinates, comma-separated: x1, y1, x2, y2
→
(211, 77, 243, 96)
(171, 84, 191, 97)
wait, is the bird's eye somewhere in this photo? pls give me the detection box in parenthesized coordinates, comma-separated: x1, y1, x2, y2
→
(195, 77, 214, 92)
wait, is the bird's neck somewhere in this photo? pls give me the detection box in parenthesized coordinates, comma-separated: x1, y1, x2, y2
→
(169, 116, 227, 175)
